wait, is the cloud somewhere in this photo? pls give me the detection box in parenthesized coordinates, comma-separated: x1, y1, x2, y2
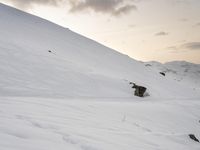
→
(155, 31, 169, 36)
(69, 0, 137, 16)
(169, 0, 190, 5)
(181, 42, 200, 50)
(180, 18, 188, 22)
(166, 46, 178, 50)
(165, 42, 200, 53)
(129, 24, 136, 28)
(7, 0, 63, 8)
(7, 0, 137, 16)
(196, 22, 200, 26)
(113, 4, 136, 16)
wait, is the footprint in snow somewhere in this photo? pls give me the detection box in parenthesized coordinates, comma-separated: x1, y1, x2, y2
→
(63, 135, 79, 145)
(132, 123, 152, 132)
(81, 145, 99, 150)
(62, 135, 99, 150)
(2, 130, 29, 139)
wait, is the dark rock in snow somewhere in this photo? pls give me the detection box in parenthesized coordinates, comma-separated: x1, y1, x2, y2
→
(48, 50, 52, 53)
(189, 134, 199, 142)
(160, 72, 165, 76)
(130, 82, 147, 97)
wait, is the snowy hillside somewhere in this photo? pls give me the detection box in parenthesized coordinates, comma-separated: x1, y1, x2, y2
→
(1, 3, 199, 99)
(0, 3, 200, 150)
(145, 61, 200, 89)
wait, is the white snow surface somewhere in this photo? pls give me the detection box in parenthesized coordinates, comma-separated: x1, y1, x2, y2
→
(0, 3, 200, 150)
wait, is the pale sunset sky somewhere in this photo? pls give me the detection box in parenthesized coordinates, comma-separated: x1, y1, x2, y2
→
(1, 0, 200, 63)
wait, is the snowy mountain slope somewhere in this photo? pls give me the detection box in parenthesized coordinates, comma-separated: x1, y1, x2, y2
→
(165, 61, 200, 88)
(0, 3, 200, 150)
(0, 3, 199, 99)
(145, 61, 200, 89)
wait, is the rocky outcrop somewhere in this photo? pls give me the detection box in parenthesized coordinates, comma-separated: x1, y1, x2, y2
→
(130, 82, 147, 97)
(160, 72, 165, 76)
(189, 134, 199, 142)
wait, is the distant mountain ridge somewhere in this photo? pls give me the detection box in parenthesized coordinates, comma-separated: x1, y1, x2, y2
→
(144, 61, 200, 89)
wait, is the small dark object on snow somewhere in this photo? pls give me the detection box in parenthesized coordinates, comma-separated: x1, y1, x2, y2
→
(189, 134, 199, 142)
(160, 72, 165, 76)
(48, 50, 52, 53)
(145, 64, 152, 67)
(130, 82, 147, 97)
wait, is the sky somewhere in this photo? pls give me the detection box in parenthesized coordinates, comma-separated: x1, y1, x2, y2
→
(0, 0, 200, 63)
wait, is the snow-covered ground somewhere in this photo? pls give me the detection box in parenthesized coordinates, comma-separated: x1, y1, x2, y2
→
(0, 3, 200, 150)
(1, 97, 200, 150)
